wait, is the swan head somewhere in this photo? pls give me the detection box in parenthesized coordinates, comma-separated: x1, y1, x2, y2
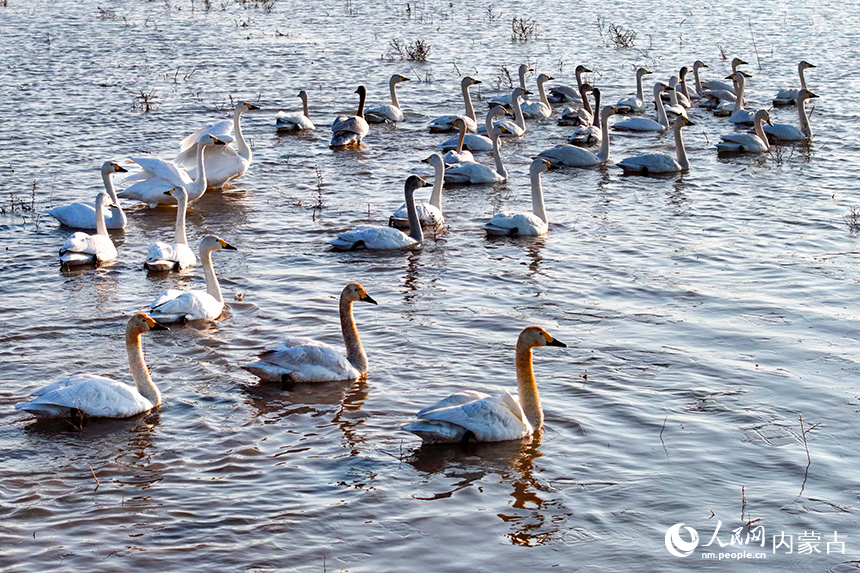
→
(537, 73, 553, 84)
(422, 153, 445, 169)
(354, 85, 367, 97)
(462, 77, 480, 88)
(404, 175, 431, 196)
(653, 82, 669, 95)
(102, 161, 128, 175)
(94, 192, 118, 209)
(602, 105, 619, 118)
(343, 282, 377, 305)
(519, 326, 567, 349)
(511, 87, 530, 101)
(668, 76, 680, 87)
(199, 235, 238, 254)
(129, 312, 170, 335)
(297, 90, 309, 101)
(239, 102, 261, 112)
(487, 105, 509, 120)
(732, 57, 748, 68)
(693, 60, 707, 70)
(798, 88, 819, 102)
(518, 63, 533, 75)
(163, 186, 189, 200)
(638, 67, 653, 78)
(754, 109, 773, 126)
(799, 61, 816, 70)
(579, 82, 594, 98)
(678, 66, 689, 78)
(392, 74, 410, 84)
(575, 64, 593, 75)
(197, 134, 230, 146)
(674, 116, 695, 129)
(530, 157, 552, 174)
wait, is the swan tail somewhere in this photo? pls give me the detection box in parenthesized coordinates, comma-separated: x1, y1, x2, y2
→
(59, 252, 95, 267)
(402, 420, 468, 444)
(15, 401, 70, 417)
(144, 259, 178, 273)
(239, 361, 290, 383)
(715, 142, 743, 153)
(330, 132, 362, 148)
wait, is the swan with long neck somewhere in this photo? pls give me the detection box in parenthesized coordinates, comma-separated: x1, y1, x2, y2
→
(774, 61, 816, 106)
(483, 158, 551, 236)
(613, 83, 670, 131)
(558, 82, 594, 126)
(618, 116, 694, 174)
(483, 87, 528, 137)
(489, 63, 532, 108)
(241, 283, 378, 384)
(726, 72, 756, 124)
(429, 76, 481, 133)
(445, 111, 508, 184)
(717, 109, 773, 153)
(15, 313, 169, 419)
(764, 89, 818, 141)
(149, 235, 237, 323)
(437, 109, 507, 155)
(329, 176, 429, 250)
(663, 77, 690, 119)
(539, 106, 618, 167)
(521, 73, 554, 118)
(120, 134, 228, 207)
(615, 67, 653, 113)
(548, 64, 592, 103)
(402, 326, 566, 443)
(276, 90, 316, 131)
(390, 154, 445, 229)
(366, 74, 411, 123)
(144, 186, 197, 272)
(567, 88, 604, 145)
(46, 161, 128, 230)
(174, 101, 260, 188)
(58, 192, 118, 268)
(700, 57, 747, 93)
(331, 86, 370, 148)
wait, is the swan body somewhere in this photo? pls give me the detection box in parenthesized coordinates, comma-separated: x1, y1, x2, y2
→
(46, 162, 128, 230)
(540, 106, 617, 167)
(366, 74, 410, 123)
(615, 67, 653, 113)
(548, 64, 592, 103)
(701, 57, 747, 93)
(120, 135, 228, 207)
(445, 111, 508, 184)
(613, 83, 670, 131)
(478, 87, 528, 137)
(331, 85, 370, 148)
(144, 186, 197, 272)
(390, 154, 445, 229)
(521, 73, 554, 118)
(58, 192, 118, 268)
(567, 88, 603, 145)
(173, 102, 259, 188)
(15, 314, 168, 419)
(489, 64, 531, 108)
(484, 158, 551, 237)
(764, 89, 818, 141)
(717, 109, 772, 153)
(437, 114, 494, 154)
(725, 72, 756, 124)
(276, 90, 316, 131)
(774, 61, 816, 106)
(429, 77, 481, 133)
(329, 176, 429, 250)
(149, 235, 237, 323)
(618, 116, 693, 174)
(402, 326, 566, 443)
(241, 283, 377, 383)
(663, 77, 690, 118)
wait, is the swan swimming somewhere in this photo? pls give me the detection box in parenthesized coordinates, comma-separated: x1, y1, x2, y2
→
(276, 90, 316, 132)
(444, 114, 507, 184)
(615, 67, 653, 113)
(240, 283, 378, 384)
(46, 161, 128, 230)
(558, 83, 595, 127)
(483, 158, 552, 237)
(548, 64, 592, 103)
(429, 76, 481, 133)
(726, 72, 755, 124)
(539, 106, 618, 167)
(402, 326, 566, 443)
(366, 74, 411, 123)
(58, 192, 118, 268)
(390, 154, 445, 230)
(521, 73, 554, 118)
(764, 89, 818, 141)
(613, 83, 670, 132)
(716, 109, 773, 153)
(144, 186, 197, 272)
(567, 88, 604, 146)
(15, 313, 168, 420)
(489, 63, 532, 108)
(331, 86, 370, 148)
(773, 61, 816, 106)
(618, 116, 693, 174)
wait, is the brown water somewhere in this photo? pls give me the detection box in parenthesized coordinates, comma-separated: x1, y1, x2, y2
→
(2, 0, 859, 570)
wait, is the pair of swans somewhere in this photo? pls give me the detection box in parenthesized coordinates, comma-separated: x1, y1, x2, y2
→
(58, 192, 118, 268)
(429, 76, 481, 133)
(663, 77, 690, 119)
(558, 83, 596, 127)
(174, 101, 259, 188)
(618, 116, 693, 174)
(403, 326, 566, 443)
(764, 88, 818, 141)
(16, 313, 168, 420)
(241, 283, 377, 383)
(120, 134, 229, 208)
(144, 186, 196, 272)
(716, 109, 773, 153)
(445, 109, 508, 184)
(539, 106, 618, 167)
(276, 90, 316, 132)
(613, 83, 670, 132)
(615, 67, 653, 113)
(329, 176, 430, 250)
(548, 64, 592, 103)
(484, 158, 552, 236)
(695, 57, 747, 95)
(366, 74, 410, 123)
(725, 72, 755, 124)
(46, 161, 128, 230)
(477, 87, 528, 137)
(566, 88, 603, 145)
(774, 61, 816, 106)
(390, 154, 446, 229)
(331, 86, 370, 148)
(436, 106, 508, 156)
(149, 235, 237, 322)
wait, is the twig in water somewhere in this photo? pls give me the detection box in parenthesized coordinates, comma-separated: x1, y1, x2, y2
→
(659, 415, 668, 456)
(89, 464, 100, 490)
(741, 485, 746, 521)
(708, 507, 715, 519)
(798, 413, 820, 465)
(748, 21, 762, 70)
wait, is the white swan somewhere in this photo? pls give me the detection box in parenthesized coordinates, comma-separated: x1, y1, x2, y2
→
(489, 63, 531, 107)
(445, 117, 507, 184)
(663, 77, 690, 118)
(558, 83, 594, 126)
(331, 85, 370, 148)
(174, 101, 259, 188)
(716, 109, 772, 153)
(521, 73, 554, 118)
(46, 161, 128, 230)
(691, 60, 708, 95)
(548, 64, 592, 103)
(764, 89, 818, 141)
(539, 106, 617, 167)
(240, 283, 377, 383)
(726, 72, 755, 124)
(774, 61, 816, 106)
(58, 192, 118, 268)
(478, 87, 528, 137)
(428, 76, 481, 133)
(615, 67, 653, 113)
(402, 326, 566, 443)
(663, 75, 691, 108)
(390, 154, 445, 229)
(15, 313, 169, 420)
(149, 235, 237, 323)
(484, 158, 551, 236)
(144, 186, 197, 272)
(329, 176, 429, 250)
(366, 74, 411, 123)
(119, 134, 228, 208)
(438, 118, 478, 162)
(618, 116, 693, 174)
(700, 57, 748, 93)
(567, 88, 603, 145)
(678, 66, 699, 100)
(613, 83, 670, 132)
(276, 90, 316, 132)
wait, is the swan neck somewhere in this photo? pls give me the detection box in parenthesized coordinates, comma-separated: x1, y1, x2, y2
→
(518, 66, 527, 90)
(754, 117, 770, 151)
(581, 91, 592, 114)
(597, 111, 612, 163)
(357, 89, 366, 118)
(233, 107, 251, 162)
(635, 72, 644, 100)
(530, 167, 547, 224)
(679, 77, 691, 101)
(405, 188, 424, 242)
(538, 79, 549, 106)
(591, 93, 601, 127)
(693, 66, 703, 92)
(301, 94, 310, 117)
(799, 66, 808, 91)
(515, 339, 543, 430)
(512, 93, 525, 130)
(429, 161, 444, 210)
(797, 96, 812, 137)
(491, 133, 507, 180)
(575, 68, 585, 89)
(126, 329, 160, 407)
(655, 88, 668, 127)
(389, 80, 401, 109)
(340, 294, 367, 373)
(175, 194, 189, 246)
(462, 82, 476, 121)
(102, 169, 119, 203)
(95, 194, 108, 236)
(200, 248, 223, 303)
(732, 76, 745, 111)
(194, 141, 208, 193)
(456, 121, 466, 153)
(674, 124, 689, 170)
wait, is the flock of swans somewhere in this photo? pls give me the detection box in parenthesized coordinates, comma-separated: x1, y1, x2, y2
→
(17, 56, 818, 444)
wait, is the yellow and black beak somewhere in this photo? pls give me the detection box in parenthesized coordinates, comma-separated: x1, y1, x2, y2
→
(422, 156, 432, 163)
(418, 177, 431, 187)
(473, 79, 482, 84)
(400, 75, 411, 82)
(245, 102, 261, 111)
(212, 136, 228, 146)
(218, 239, 238, 251)
(807, 91, 820, 99)
(547, 337, 566, 348)
(361, 293, 378, 305)
(112, 163, 128, 173)
(144, 315, 170, 331)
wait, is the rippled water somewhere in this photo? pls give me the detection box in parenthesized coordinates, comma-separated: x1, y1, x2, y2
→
(2, 0, 860, 570)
